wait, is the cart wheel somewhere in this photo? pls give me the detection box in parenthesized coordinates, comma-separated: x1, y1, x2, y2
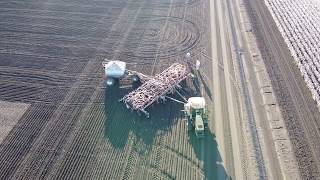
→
(106, 77, 115, 86)
(131, 74, 140, 83)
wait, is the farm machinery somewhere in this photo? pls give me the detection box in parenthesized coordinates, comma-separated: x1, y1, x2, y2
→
(103, 58, 209, 137)
(184, 97, 208, 137)
(103, 60, 150, 86)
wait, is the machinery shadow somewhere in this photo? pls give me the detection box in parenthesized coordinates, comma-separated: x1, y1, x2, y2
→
(104, 86, 182, 150)
(104, 85, 230, 179)
(188, 129, 232, 180)
(197, 71, 213, 100)
(186, 61, 213, 100)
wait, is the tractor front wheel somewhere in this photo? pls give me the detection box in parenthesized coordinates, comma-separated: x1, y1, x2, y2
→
(106, 77, 116, 86)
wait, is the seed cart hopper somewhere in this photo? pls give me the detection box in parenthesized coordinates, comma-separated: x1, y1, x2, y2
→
(103, 60, 150, 86)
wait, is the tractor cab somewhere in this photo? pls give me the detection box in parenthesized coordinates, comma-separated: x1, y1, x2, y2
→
(194, 111, 205, 137)
(184, 97, 208, 137)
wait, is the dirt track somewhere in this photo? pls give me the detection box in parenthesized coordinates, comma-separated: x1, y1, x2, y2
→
(244, 0, 320, 178)
(0, 0, 234, 179)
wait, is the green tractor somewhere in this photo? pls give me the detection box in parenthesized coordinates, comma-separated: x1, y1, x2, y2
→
(184, 97, 208, 137)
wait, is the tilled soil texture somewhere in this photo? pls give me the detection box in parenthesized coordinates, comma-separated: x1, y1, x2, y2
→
(0, 0, 230, 179)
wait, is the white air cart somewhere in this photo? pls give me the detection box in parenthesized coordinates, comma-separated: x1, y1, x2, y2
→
(103, 60, 152, 87)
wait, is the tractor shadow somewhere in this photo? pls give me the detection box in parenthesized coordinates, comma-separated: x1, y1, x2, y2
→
(188, 129, 232, 180)
(104, 86, 182, 151)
